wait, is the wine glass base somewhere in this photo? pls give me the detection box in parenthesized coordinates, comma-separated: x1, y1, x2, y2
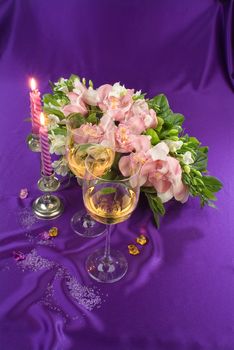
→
(71, 210, 106, 238)
(86, 248, 128, 283)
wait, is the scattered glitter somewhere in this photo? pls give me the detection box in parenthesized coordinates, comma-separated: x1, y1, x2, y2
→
(16, 249, 55, 272)
(19, 188, 29, 199)
(13, 251, 25, 261)
(66, 275, 102, 311)
(49, 227, 59, 237)
(18, 208, 38, 229)
(128, 244, 140, 255)
(40, 231, 51, 240)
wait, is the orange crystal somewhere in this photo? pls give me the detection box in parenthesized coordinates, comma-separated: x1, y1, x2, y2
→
(49, 227, 59, 237)
(136, 234, 148, 246)
(128, 244, 140, 255)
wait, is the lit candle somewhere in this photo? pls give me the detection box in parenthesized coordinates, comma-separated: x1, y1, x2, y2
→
(29, 78, 42, 135)
(39, 113, 53, 176)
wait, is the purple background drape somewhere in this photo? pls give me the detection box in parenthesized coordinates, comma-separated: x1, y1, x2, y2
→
(0, 1, 234, 349)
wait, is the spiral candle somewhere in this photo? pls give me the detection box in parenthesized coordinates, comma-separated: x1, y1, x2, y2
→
(39, 113, 53, 176)
(30, 78, 41, 135)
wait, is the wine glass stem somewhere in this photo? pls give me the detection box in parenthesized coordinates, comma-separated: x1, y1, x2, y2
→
(104, 225, 112, 260)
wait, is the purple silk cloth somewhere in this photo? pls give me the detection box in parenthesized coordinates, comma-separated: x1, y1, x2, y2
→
(0, 0, 234, 349)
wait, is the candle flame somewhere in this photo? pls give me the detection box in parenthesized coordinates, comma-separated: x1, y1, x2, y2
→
(40, 113, 45, 126)
(30, 78, 37, 91)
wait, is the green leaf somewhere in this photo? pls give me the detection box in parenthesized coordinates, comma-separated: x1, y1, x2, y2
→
(149, 94, 170, 116)
(43, 93, 61, 107)
(202, 176, 223, 192)
(192, 151, 208, 172)
(67, 113, 86, 128)
(202, 188, 217, 201)
(141, 187, 157, 194)
(87, 112, 98, 124)
(50, 128, 67, 136)
(43, 107, 65, 119)
(165, 113, 184, 127)
(100, 187, 117, 195)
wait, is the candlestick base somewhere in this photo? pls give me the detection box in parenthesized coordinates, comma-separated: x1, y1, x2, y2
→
(27, 134, 41, 152)
(32, 194, 63, 219)
(32, 172, 64, 219)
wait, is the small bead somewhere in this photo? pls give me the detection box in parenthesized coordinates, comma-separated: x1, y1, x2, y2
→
(136, 234, 148, 246)
(49, 227, 59, 237)
(19, 188, 28, 199)
(128, 244, 140, 255)
(13, 251, 25, 261)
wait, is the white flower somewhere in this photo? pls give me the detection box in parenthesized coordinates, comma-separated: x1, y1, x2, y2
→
(52, 158, 69, 176)
(182, 151, 194, 165)
(134, 90, 142, 97)
(164, 140, 183, 153)
(109, 82, 127, 98)
(54, 78, 69, 93)
(47, 114, 60, 130)
(147, 141, 169, 161)
(49, 133, 66, 155)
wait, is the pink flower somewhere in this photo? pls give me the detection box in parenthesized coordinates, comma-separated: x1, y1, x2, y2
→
(119, 142, 189, 203)
(114, 124, 151, 153)
(124, 100, 158, 134)
(73, 123, 104, 144)
(72, 114, 116, 147)
(73, 79, 99, 106)
(99, 114, 116, 148)
(62, 92, 87, 116)
(97, 83, 134, 121)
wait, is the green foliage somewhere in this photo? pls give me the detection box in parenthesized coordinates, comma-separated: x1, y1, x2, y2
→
(43, 107, 65, 120)
(86, 112, 98, 124)
(67, 113, 86, 128)
(145, 128, 160, 145)
(145, 192, 165, 228)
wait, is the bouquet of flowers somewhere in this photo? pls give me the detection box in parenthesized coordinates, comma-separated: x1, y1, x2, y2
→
(42, 74, 222, 226)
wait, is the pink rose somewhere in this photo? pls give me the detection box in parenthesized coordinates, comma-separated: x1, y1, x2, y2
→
(62, 92, 88, 116)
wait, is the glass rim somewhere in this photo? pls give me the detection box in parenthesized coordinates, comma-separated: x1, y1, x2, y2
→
(84, 152, 141, 183)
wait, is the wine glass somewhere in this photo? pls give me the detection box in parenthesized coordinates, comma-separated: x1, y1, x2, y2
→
(66, 115, 115, 238)
(83, 154, 141, 283)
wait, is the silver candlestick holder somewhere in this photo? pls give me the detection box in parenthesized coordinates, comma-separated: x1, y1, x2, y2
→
(27, 133, 41, 152)
(32, 172, 64, 219)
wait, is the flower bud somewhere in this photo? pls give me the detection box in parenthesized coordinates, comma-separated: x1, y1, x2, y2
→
(146, 129, 160, 145)
(184, 165, 190, 174)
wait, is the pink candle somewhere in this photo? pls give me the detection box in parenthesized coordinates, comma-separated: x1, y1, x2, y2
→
(29, 78, 42, 135)
(39, 113, 53, 176)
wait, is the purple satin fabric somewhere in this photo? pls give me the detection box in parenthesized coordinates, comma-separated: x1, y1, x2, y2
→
(0, 1, 234, 349)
